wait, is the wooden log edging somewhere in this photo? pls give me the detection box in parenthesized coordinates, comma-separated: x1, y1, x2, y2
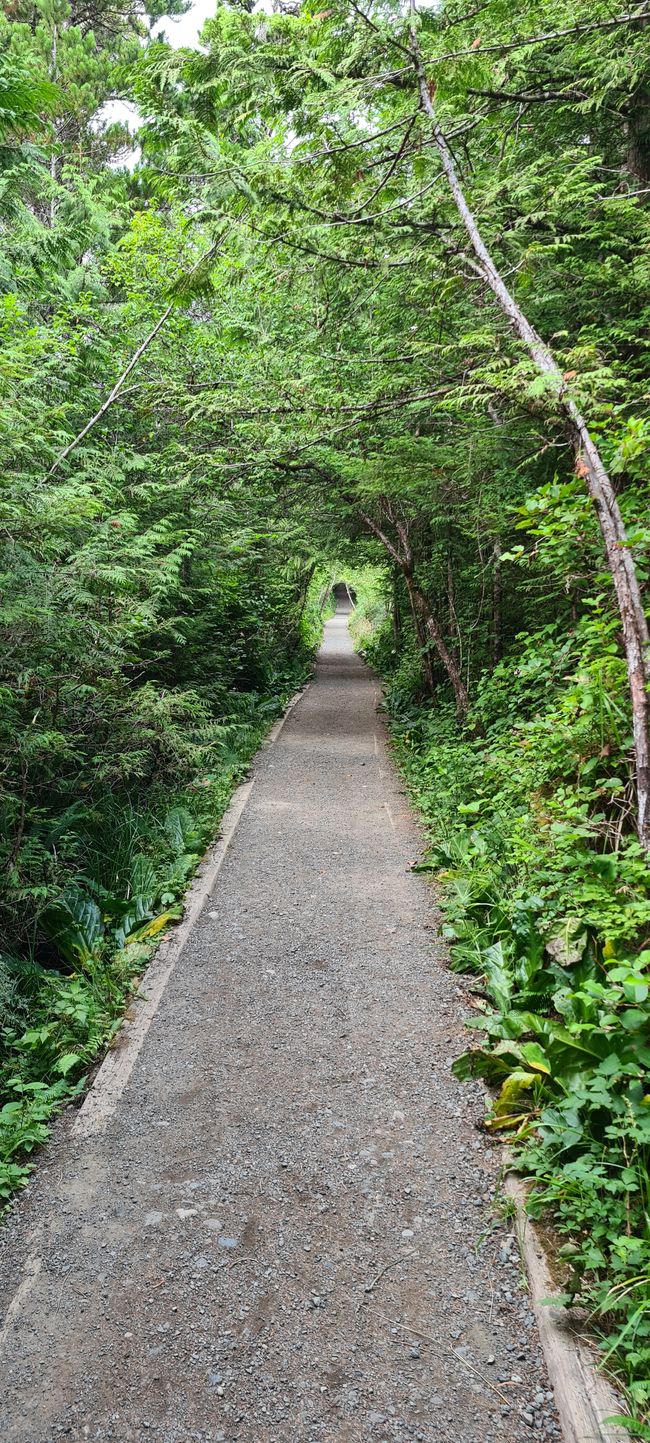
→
(504, 1175, 631, 1443)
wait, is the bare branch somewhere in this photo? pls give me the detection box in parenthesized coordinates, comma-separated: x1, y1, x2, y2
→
(47, 232, 230, 476)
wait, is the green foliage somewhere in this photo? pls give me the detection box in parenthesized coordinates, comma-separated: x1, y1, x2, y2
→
(0, 0, 320, 1197)
(377, 622, 650, 1416)
(345, 564, 390, 651)
(4, 0, 650, 1421)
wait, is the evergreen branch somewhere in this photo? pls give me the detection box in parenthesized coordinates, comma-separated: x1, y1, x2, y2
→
(423, 6, 650, 66)
(325, 170, 446, 226)
(349, 113, 418, 214)
(467, 86, 588, 104)
(345, 0, 414, 59)
(294, 115, 418, 161)
(46, 232, 230, 477)
(256, 384, 458, 459)
(247, 219, 413, 268)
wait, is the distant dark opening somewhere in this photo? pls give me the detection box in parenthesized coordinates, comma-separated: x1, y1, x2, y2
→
(333, 581, 357, 608)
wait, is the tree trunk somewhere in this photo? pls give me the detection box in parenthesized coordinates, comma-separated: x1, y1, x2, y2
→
(392, 566, 402, 644)
(446, 526, 461, 657)
(49, 25, 58, 227)
(491, 538, 502, 669)
(409, 20, 650, 846)
(404, 573, 435, 695)
(295, 562, 317, 625)
(358, 504, 469, 717)
(627, 87, 650, 183)
(408, 577, 469, 719)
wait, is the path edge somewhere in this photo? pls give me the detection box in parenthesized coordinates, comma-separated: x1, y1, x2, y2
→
(504, 1174, 631, 1443)
(70, 682, 310, 1141)
(385, 714, 633, 1443)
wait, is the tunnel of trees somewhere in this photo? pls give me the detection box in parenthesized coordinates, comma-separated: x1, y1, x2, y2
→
(2, 0, 650, 1415)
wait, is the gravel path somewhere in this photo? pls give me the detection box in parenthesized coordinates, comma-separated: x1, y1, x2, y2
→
(0, 604, 560, 1443)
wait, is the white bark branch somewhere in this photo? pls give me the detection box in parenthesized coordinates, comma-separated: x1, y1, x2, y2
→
(409, 10, 650, 845)
(47, 234, 227, 477)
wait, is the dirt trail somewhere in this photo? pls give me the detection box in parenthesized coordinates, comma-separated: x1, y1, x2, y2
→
(0, 603, 560, 1443)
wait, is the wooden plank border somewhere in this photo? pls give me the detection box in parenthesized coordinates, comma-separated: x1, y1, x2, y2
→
(504, 1175, 631, 1443)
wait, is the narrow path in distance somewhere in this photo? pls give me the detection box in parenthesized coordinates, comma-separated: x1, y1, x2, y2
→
(0, 600, 560, 1443)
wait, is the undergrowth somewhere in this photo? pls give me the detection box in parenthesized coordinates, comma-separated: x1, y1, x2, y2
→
(0, 658, 311, 1208)
(362, 616, 650, 1434)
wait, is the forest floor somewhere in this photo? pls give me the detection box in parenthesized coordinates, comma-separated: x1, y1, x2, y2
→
(0, 604, 560, 1443)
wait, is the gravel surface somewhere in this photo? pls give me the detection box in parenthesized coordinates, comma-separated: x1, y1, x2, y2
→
(0, 604, 561, 1443)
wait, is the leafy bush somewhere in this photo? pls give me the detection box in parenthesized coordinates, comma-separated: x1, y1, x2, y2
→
(379, 618, 650, 1421)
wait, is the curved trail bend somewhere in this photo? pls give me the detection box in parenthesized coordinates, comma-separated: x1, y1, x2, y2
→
(0, 601, 559, 1443)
